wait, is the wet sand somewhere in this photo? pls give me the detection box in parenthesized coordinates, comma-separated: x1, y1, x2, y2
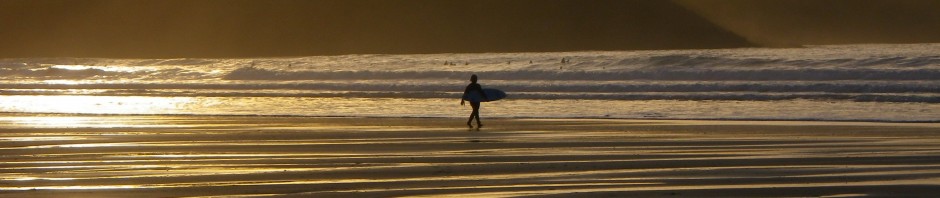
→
(2, 115, 940, 197)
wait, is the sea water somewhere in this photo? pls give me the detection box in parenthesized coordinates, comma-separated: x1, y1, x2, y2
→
(2, 44, 939, 122)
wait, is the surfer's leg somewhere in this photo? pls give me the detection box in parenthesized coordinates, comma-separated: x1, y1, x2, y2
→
(476, 113, 482, 128)
(467, 103, 477, 128)
(471, 102, 482, 128)
(466, 113, 474, 128)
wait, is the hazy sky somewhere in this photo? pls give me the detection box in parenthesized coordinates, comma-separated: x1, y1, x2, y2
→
(2, 0, 939, 58)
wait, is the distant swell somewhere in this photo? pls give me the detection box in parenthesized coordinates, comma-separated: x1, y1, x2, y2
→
(223, 67, 940, 81)
(3, 83, 940, 103)
(3, 81, 940, 93)
(4, 66, 939, 81)
(3, 44, 940, 105)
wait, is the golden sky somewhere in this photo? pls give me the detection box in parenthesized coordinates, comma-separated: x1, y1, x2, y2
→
(1, 0, 938, 58)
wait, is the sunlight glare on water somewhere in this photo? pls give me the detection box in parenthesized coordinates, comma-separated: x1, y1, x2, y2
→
(49, 64, 155, 73)
(2, 116, 125, 128)
(3, 44, 940, 122)
(0, 96, 194, 115)
(2, 95, 940, 121)
(0, 185, 140, 191)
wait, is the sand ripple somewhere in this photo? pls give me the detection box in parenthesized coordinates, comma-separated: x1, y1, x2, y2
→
(2, 116, 940, 197)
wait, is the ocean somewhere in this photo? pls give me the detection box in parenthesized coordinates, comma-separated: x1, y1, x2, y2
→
(2, 44, 939, 122)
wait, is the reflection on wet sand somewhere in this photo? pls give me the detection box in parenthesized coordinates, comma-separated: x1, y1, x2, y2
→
(2, 115, 940, 197)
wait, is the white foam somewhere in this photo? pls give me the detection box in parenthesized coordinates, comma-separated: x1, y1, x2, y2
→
(3, 43, 940, 120)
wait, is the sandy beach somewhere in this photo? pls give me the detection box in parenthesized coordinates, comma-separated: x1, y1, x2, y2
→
(2, 114, 940, 197)
(5, 1, 940, 197)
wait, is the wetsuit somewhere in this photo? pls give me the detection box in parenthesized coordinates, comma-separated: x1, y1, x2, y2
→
(463, 82, 488, 127)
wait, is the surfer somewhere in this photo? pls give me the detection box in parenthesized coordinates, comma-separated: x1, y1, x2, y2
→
(461, 74, 488, 129)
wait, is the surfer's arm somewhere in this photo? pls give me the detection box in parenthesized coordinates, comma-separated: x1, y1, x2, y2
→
(461, 85, 471, 105)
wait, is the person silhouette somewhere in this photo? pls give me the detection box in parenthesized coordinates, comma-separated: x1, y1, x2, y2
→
(461, 74, 488, 129)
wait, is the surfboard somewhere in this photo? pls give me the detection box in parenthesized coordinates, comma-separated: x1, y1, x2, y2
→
(463, 88, 506, 102)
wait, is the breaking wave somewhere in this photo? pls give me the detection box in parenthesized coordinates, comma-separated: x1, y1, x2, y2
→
(3, 44, 940, 103)
(4, 44, 940, 121)
(2, 80, 940, 103)
(223, 66, 940, 81)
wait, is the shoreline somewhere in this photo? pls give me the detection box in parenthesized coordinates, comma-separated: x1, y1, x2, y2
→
(3, 112, 939, 124)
